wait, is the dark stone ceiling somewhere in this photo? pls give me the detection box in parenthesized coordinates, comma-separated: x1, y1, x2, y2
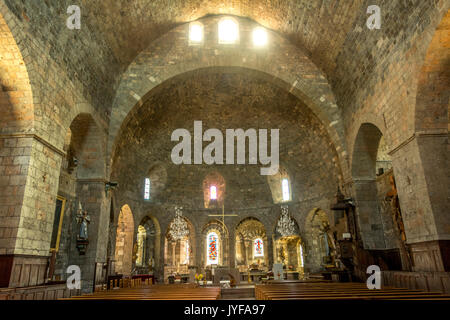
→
(4, 1, 444, 118)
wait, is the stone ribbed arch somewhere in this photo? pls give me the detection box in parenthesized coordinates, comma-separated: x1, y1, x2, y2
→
(107, 15, 348, 178)
(0, 8, 34, 134)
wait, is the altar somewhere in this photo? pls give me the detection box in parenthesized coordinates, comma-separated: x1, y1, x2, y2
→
(213, 268, 240, 285)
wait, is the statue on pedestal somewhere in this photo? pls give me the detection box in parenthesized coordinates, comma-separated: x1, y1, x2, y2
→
(76, 202, 90, 255)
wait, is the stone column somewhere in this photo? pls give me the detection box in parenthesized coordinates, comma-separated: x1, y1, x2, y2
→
(266, 235, 274, 270)
(228, 227, 236, 269)
(69, 180, 110, 293)
(0, 135, 63, 288)
(391, 135, 449, 272)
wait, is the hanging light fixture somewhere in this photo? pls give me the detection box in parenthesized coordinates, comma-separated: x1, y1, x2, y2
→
(169, 206, 189, 241)
(276, 205, 296, 237)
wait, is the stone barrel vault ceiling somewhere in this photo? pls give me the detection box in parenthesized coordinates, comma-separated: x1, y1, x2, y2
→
(4, 0, 446, 118)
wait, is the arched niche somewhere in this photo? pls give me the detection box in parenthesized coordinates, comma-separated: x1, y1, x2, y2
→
(304, 208, 336, 273)
(351, 123, 406, 260)
(267, 166, 292, 203)
(164, 215, 196, 280)
(235, 217, 268, 272)
(203, 171, 226, 209)
(272, 208, 304, 276)
(134, 215, 161, 275)
(114, 205, 134, 276)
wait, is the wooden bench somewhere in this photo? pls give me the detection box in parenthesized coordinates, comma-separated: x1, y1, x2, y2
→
(255, 282, 450, 300)
(63, 284, 221, 300)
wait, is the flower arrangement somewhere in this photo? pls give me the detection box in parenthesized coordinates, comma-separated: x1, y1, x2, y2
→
(194, 273, 204, 284)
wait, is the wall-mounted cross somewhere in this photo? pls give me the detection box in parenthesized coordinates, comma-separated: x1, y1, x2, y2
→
(208, 204, 237, 236)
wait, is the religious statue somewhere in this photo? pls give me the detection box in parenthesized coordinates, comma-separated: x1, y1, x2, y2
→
(132, 242, 138, 263)
(76, 202, 90, 254)
(77, 205, 90, 240)
(385, 175, 407, 241)
(385, 175, 412, 270)
(319, 221, 336, 266)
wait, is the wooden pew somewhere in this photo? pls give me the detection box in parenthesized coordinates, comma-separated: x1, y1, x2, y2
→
(62, 284, 221, 300)
(255, 282, 450, 300)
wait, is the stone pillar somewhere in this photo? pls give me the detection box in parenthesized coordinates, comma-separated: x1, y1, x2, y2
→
(69, 180, 110, 293)
(194, 232, 202, 270)
(245, 240, 252, 266)
(391, 135, 449, 272)
(0, 135, 63, 288)
(266, 235, 274, 270)
(228, 227, 236, 269)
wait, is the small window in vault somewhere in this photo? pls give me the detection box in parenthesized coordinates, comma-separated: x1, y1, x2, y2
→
(144, 178, 151, 200)
(189, 21, 204, 45)
(218, 17, 239, 44)
(282, 178, 290, 201)
(210, 185, 217, 200)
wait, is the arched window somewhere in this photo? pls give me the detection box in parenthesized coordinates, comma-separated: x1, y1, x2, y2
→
(144, 178, 151, 200)
(252, 26, 268, 47)
(189, 21, 204, 45)
(282, 178, 290, 201)
(218, 17, 239, 44)
(210, 185, 217, 200)
(254, 238, 264, 257)
(184, 240, 190, 265)
(206, 232, 219, 265)
(299, 244, 304, 267)
(203, 172, 225, 208)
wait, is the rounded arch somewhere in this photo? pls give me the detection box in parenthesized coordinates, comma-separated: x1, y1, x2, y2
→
(351, 122, 386, 179)
(134, 214, 162, 274)
(107, 15, 347, 178)
(114, 204, 134, 276)
(415, 10, 449, 133)
(272, 206, 304, 275)
(164, 214, 196, 269)
(235, 217, 268, 269)
(0, 11, 34, 134)
(351, 123, 398, 250)
(201, 220, 229, 267)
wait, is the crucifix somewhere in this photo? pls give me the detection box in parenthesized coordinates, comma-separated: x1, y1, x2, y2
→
(208, 203, 237, 237)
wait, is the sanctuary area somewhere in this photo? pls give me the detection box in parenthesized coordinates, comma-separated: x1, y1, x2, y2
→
(0, 1, 448, 301)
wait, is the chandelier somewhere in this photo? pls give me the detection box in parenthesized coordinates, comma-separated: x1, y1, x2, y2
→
(169, 206, 189, 241)
(276, 205, 296, 237)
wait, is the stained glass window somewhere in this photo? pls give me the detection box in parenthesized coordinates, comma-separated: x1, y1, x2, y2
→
(282, 178, 290, 201)
(144, 178, 151, 200)
(207, 232, 219, 265)
(210, 185, 217, 200)
(254, 238, 264, 257)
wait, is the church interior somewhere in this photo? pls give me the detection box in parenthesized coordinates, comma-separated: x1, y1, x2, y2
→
(0, 1, 449, 301)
